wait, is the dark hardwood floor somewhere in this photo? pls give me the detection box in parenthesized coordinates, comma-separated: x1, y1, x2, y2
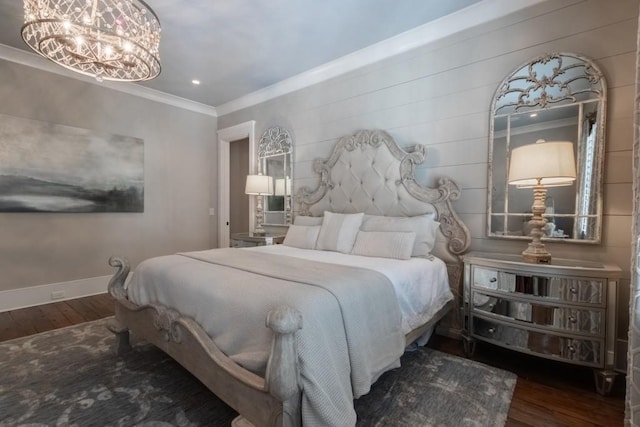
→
(0, 294, 625, 426)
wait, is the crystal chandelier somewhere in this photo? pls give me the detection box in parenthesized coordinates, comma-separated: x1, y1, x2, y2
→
(21, 0, 161, 82)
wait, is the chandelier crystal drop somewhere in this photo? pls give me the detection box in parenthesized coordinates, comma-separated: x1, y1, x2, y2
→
(22, 0, 161, 82)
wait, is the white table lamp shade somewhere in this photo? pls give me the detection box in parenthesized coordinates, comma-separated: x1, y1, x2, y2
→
(508, 140, 577, 187)
(245, 174, 273, 195)
(275, 177, 291, 196)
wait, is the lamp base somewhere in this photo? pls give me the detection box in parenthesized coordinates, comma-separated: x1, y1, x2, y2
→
(521, 182, 552, 264)
(521, 246, 552, 264)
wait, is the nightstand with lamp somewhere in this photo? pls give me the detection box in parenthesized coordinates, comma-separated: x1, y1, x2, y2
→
(463, 139, 621, 395)
(232, 173, 285, 247)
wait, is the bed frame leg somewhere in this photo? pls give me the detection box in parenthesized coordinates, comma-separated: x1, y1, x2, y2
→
(107, 319, 132, 355)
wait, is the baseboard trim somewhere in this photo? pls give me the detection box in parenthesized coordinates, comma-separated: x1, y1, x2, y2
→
(0, 275, 113, 312)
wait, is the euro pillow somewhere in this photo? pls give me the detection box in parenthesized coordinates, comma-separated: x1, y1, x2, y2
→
(360, 214, 440, 257)
(351, 231, 416, 260)
(316, 211, 364, 253)
(283, 225, 321, 249)
(293, 215, 323, 226)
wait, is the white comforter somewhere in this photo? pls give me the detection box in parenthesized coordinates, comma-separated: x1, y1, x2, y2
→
(246, 245, 453, 333)
(127, 246, 451, 426)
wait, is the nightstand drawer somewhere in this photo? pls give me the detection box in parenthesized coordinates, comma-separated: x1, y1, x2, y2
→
(471, 266, 604, 306)
(471, 316, 603, 367)
(472, 292, 604, 336)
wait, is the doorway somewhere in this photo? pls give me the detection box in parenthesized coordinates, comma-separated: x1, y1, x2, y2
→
(217, 121, 256, 248)
(229, 138, 249, 235)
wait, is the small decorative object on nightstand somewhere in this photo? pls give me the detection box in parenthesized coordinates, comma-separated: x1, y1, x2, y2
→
(462, 252, 621, 395)
(230, 232, 285, 248)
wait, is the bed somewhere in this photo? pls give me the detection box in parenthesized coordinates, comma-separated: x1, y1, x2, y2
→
(107, 129, 471, 427)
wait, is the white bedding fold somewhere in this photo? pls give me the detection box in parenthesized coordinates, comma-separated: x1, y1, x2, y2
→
(181, 248, 406, 395)
(246, 245, 453, 333)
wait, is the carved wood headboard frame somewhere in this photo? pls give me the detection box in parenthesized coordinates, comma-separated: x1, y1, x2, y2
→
(296, 129, 471, 334)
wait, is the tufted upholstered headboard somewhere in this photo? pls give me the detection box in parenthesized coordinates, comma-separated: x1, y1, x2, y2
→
(296, 129, 471, 333)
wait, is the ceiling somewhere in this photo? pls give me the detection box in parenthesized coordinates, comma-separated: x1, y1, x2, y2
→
(145, 0, 483, 107)
(0, 0, 491, 110)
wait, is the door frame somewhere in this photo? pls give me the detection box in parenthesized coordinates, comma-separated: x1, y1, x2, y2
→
(217, 121, 256, 248)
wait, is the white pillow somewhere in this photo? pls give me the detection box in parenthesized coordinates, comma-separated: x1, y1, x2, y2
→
(351, 231, 416, 260)
(293, 215, 323, 226)
(360, 214, 440, 257)
(316, 211, 364, 253)
(283, 225, 321, 249)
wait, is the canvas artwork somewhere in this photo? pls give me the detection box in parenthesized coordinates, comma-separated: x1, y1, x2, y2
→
(0, 114, 144, 212)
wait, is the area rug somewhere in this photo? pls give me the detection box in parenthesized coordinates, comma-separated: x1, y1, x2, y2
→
(0, 318, 516, 426)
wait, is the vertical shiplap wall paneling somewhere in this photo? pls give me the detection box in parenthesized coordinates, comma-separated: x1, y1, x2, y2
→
(218, 0, 637, 349)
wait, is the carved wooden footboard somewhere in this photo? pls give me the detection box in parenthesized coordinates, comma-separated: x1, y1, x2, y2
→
(107, 256, 303, 427)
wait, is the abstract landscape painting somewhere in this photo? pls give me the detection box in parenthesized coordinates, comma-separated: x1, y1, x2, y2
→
(0, 114, 143, 212)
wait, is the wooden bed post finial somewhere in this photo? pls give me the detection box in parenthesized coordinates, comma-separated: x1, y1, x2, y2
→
(108, 256, 130, 300)
(265, 306, 303, 403)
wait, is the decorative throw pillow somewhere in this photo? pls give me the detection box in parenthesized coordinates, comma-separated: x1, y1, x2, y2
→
(282, 225, 321, 249)
(293, 215, 323, 226)
(351, 231, 416, 260)
(360, 214, 440, 257)
(315, 211, 364, 253)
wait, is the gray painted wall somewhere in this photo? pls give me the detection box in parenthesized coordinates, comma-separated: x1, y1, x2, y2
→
(0, 60, 218, 292)
(219, 0, 636, 342)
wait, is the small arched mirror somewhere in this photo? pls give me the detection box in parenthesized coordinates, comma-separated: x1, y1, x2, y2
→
(259, 126, 293, 226)
(488, 52, 607, 243)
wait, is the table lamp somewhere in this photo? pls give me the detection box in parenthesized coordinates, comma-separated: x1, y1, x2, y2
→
(245, 173, 273, 235)
(508, 139, 576, 264)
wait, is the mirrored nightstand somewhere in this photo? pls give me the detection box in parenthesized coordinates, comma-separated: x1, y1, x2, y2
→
(462, 251, 621, 395)
(230, 232, 285, 248)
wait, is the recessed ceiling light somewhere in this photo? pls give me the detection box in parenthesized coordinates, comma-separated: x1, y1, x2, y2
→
(192, 79, 201, 85)
(529, 112, 538, 117)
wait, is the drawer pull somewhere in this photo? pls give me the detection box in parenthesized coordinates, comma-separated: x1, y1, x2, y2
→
(568, 315, 577, 323)
(488, 327, 495, 334)
(490, 277, 497, 283)
(569, 287, 578, 294)
(567, 344, 576, 353)
(488, 304, 494, 309)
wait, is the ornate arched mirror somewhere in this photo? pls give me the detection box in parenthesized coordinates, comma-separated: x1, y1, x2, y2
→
(488, 52, 607, 243)
(259, 126, 293, 226)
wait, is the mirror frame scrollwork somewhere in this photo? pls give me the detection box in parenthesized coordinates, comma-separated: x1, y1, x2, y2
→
(487, 52, 607, 244)
(259, 126, 293, 226)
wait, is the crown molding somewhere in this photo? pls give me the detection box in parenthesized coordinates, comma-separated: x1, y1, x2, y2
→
(216, 0, 550, 116)
(0, 43, 218, 117)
